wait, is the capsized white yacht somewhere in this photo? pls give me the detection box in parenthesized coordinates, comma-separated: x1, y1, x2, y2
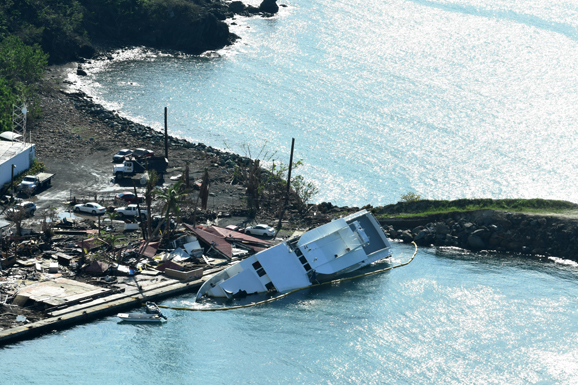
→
(196, 210, 392, 299)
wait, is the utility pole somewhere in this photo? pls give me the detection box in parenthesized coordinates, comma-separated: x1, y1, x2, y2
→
(275, 138, 295, 238)
(164, 107, 168, 160)
(11, 164, 16, 197)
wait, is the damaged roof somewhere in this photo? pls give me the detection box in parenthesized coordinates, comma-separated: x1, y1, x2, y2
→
(183, 224, 272, 259)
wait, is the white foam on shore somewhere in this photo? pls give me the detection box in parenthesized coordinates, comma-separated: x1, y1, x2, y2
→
(548, 257, 578, 268)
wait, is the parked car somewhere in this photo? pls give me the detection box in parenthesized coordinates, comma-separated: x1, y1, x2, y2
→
(74, 202, 106, 215)
(225, 225, 244, 233)
(244, 224, 275, 237)
(112, 149, 133, 163)
(115, 204, 149, 219)
(132, 148, 154, 159)
(6, 201, 36, 217)
(115, 192, 145, 203)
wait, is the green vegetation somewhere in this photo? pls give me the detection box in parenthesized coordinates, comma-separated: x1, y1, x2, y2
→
(155, 180, 187, 240)
(0, 36, 48, 132)
(0, 0, 235, 134)
(1, 0, 234, 64)
(400, 191, 422, 202)
(262, 159, 319, 214)
(374, 198, 578, 218)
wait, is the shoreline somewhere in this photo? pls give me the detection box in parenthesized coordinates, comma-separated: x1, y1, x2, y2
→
(36, 70, 578, 263)
(2, 82, 577, 346)
(3, 36, 578, 346)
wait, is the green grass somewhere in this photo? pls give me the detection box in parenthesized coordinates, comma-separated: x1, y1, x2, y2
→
(373, 198, 578, 219)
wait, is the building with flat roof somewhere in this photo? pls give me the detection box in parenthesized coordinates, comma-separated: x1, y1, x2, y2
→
(0, 140, 36, 189)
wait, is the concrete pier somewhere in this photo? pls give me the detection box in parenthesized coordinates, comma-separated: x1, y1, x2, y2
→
(0, 275, 208, 345)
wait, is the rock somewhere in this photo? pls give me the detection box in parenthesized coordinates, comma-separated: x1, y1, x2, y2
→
(400, 230, 414, 243)
(259, 0, 279, 13)
(488, 234, 501, 247)
(467, 235, 485, 249)
(507, 241, 522, 251)
(471, 228, 491, 240)
(415, 230, 428, 241)
(463, 222, 475, 233)
(229, 1, 246, 13)
(76, 69, 88, 76)
(435, 222, 450, 235)
(412, 226, 424, 234)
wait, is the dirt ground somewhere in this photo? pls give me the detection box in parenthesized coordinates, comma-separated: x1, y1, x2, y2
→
(16, 64, 267, 231)
(0, 66, 297, 332)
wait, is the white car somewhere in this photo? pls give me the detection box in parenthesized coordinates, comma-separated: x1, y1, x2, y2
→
(245, 224, 275, 237)
(74, 202, 106, 215)
(6, 201, 36, 217)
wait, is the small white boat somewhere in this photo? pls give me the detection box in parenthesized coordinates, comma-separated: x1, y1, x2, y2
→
(196, 210, 392, 299)
(117, 313, 166, 323)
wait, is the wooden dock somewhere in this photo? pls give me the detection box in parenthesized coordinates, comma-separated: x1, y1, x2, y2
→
(0, 274, 210, 345)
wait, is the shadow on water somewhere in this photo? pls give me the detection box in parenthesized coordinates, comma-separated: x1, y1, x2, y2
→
(432, 245, 578, 283)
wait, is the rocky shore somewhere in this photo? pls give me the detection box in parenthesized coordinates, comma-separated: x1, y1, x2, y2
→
(33, 76, 578, 263)
(32, 68, 332, 229)
(381, 209, 578, 261)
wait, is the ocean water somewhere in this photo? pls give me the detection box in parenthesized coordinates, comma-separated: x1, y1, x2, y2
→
(4, 0, 578, 383)
(75, 0, 578, 207)
(2, 244, 578, 384)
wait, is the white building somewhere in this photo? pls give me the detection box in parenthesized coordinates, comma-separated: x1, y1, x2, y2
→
(0, 140, 36, 189)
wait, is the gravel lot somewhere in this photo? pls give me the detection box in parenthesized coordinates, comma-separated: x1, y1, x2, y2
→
(12, 64, 253, 228)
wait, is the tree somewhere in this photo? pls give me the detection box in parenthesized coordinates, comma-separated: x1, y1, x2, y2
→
(0, 36, 48, 84)
(5, 205, 26, 236)
(199, 168, 209, 210)
(0, 77, 17, 133)
(400, 192, 422, 202)
(246, 159, 261, 216)
(144, 170, 158, 239)
(291, 174, 319, 214)
(102, 233, 122, 262)
(154, 180, 187, 240)
(0, 36, 48, 132)
(41, 206, 58, 238)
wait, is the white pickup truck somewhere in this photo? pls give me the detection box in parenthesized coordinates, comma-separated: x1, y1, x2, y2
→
(114, 204, 149, 219)
(17, 173, 54, 194)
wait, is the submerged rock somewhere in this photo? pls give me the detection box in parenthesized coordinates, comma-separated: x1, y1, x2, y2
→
(259, 0, 279, 13)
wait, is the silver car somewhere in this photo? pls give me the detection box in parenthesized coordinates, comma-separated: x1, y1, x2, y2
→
(6, 201, 36, 217)
(245, 224, 275, 237)
(74, 202, 106, 215)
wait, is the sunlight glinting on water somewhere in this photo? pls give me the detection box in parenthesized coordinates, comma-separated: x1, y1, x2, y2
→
(51, 7, 578, 379)
(78, 0, 578, 206)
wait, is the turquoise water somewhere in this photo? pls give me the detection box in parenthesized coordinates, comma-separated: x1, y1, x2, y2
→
(5, 0, 578, 382)
(3, 244, 578, 383)
(76, 0, 578, 207)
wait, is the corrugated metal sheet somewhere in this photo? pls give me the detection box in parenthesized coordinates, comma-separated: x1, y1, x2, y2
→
(138, 241, 160, 258)
(183, 224, 272, 258)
